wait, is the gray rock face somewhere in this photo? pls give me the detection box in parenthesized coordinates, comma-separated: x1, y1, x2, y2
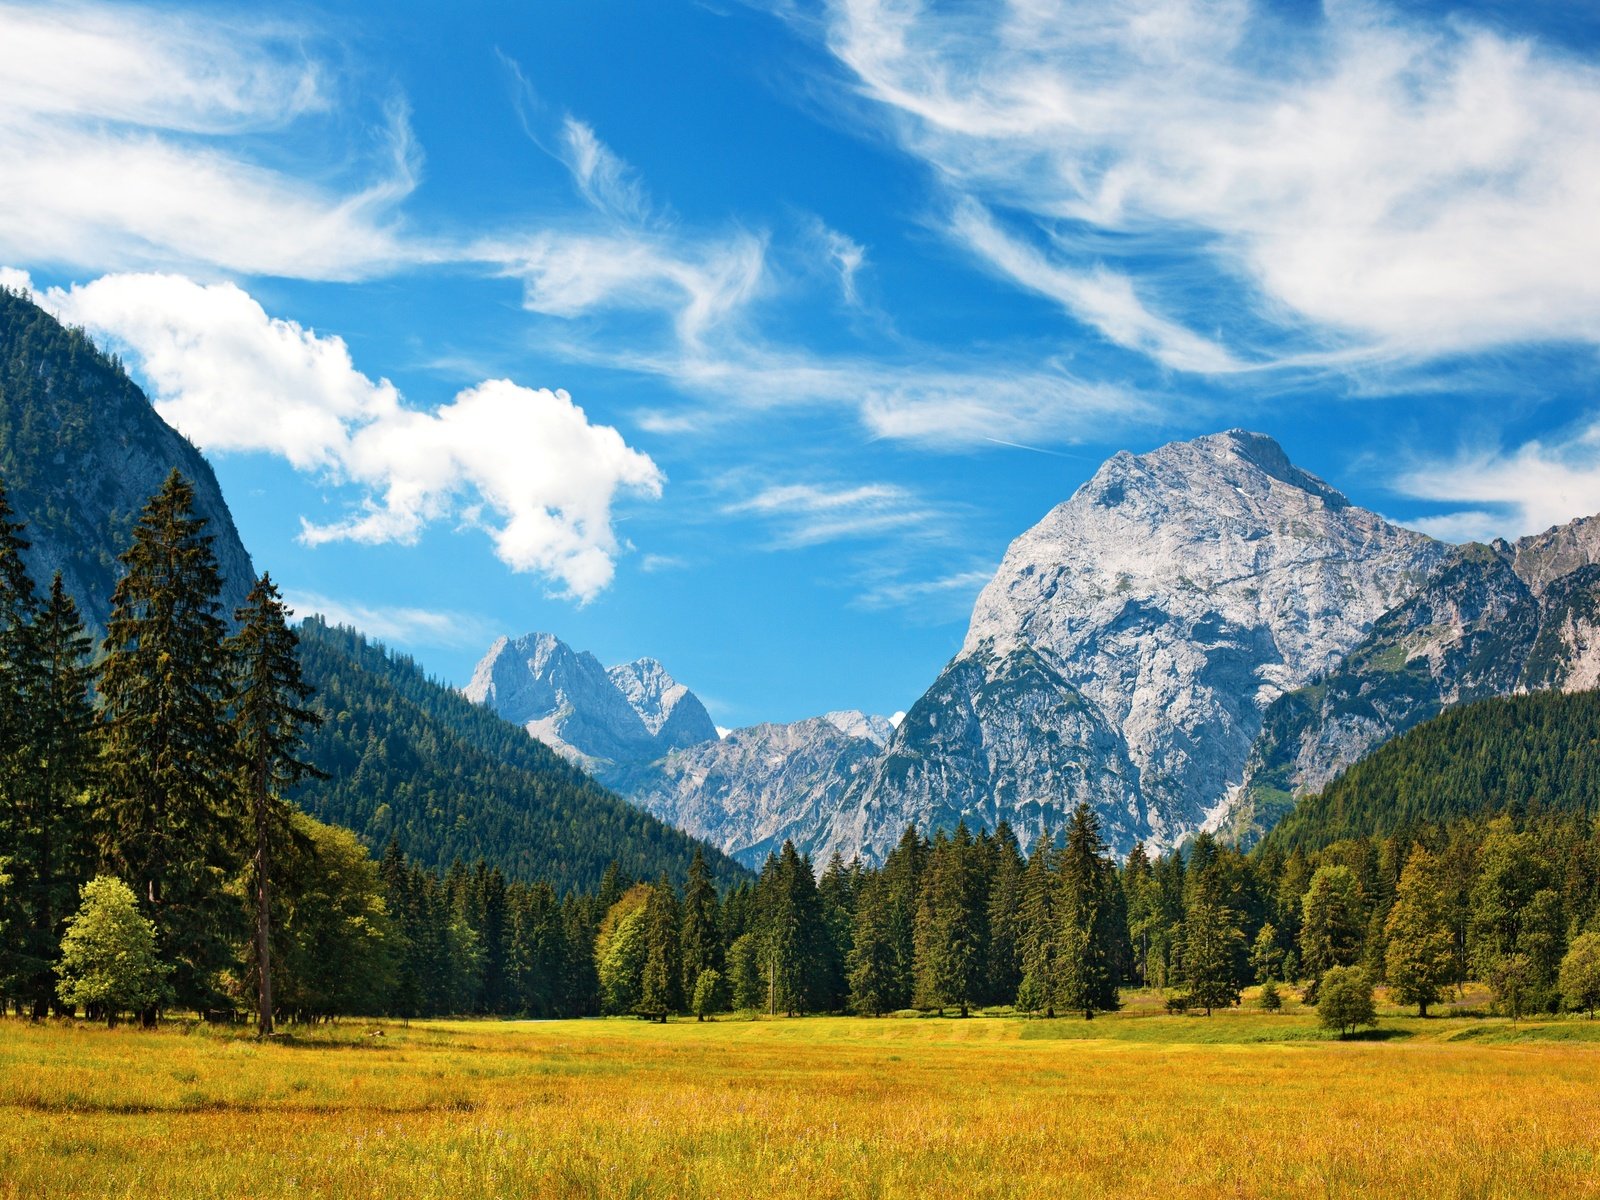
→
(464, 633, 661, 768)
(625, 717, 885, 864)
(607, 658, 719, 750)
(832, 430, 1449, 860)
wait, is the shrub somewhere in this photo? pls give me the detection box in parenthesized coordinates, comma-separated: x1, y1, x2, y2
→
(1260, 980, 1283, 1012)
(1164, 994, 1191, 1015)
(1316, 966, 1376, 1037)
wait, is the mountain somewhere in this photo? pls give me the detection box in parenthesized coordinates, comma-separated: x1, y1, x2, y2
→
(463, 633, 719, 772)
(0, 285, 254, 632)
(1225, 523, 1600, 843)
(293, 620, 747, 892)
(464, 630, 908, 867)
(1258, 688, 1600, 854)
(822, 431, 1450, 861)
(624, 715, 888, 864)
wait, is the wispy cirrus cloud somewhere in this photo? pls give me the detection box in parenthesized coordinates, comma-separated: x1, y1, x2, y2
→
(1396, 422, 1600, 543)
(282, 591, 497, 649)
(0, 1, 421, 280)
(726, 480, 942, 547)
(802, 0, 1600, 360)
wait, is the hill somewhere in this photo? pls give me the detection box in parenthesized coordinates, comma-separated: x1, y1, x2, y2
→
(292, 618, 747, 892)
(1259, 688, 1600, 854)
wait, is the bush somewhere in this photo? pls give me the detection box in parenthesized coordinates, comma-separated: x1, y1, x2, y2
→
(55, 876, 173, 1025)
(1316, 966, 1376, 1037)
(1164, 994, 1191, 1015)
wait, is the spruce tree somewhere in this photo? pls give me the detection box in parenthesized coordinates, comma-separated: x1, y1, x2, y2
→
(0, 481, 40, 1007)
(1055, 803, 1121, 1019)
(1183, 897, 1243, 1015)
(1299, 865, 1365, 980)
(679, 847, 722, 1005)
(227, 573, 324, 1035)
(846, 875, 898, 1015)
(985, 822, 1025, 1005)
(1383, 845, 1455, 1016)
(8, 575, 98, 1015)
(98, 471, 239, 1016)
(1016, 834, 1058, 1016)
(639, 874, 682, 1020)
(912, 824, 985, 1016)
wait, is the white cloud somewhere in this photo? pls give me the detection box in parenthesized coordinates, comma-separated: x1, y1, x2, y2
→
(1397, 424, 1600, 543)
(38, 271, 663, 600)
(810, 0, 1600, 358)
(726, 481, 941, 546)
(282, 591, 497, 649)
(0, 2, 418, 280)
(854, 567, 994, 610)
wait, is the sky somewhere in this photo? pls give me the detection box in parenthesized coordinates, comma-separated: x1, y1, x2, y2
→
(2, 0, 1599, 728)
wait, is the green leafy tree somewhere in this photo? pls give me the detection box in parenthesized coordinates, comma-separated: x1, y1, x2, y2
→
(595, 885, 651, 1015)
(55, 876, 173, 1024)
(1249, 923, 1284, 985)
(692, 967, 727, 1021)
(1383, 845, 1456, 1016)
(227, 573, 324, 1036)
(1558, 931, 1600, 1018)
(1317, 965, 1376, 1037)
(98, 471, 239, 1015)
(726, 931, 763, 1011)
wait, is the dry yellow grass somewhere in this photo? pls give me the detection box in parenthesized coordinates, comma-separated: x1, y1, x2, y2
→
(3, 1009, 1599, 1198)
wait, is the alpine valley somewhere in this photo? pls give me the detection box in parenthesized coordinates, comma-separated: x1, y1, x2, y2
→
(470, 430, 1600, 867)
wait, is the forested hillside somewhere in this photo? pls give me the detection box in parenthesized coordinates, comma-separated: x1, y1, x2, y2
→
(1262, 690, 1600, 854)
(0, 286, 254, 632)
(293, 619, 747, 893)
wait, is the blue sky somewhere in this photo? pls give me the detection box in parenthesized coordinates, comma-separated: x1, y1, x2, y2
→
(2, 0, 1598, 726)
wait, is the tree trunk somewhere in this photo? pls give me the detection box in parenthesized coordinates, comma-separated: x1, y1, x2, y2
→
(253, 756, 273, 1038)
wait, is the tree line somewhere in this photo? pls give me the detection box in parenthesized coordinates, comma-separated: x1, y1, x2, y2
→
(8, 467, 1600, 1028)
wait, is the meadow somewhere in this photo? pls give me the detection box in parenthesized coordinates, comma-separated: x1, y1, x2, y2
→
(4, 996, 1600, 1199)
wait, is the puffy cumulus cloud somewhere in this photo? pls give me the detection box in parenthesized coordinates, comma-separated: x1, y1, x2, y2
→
(46, 272, 398, 471)
(0, 1, 417, 279)
(812, 0, 1600, 359)
(1397, 424, 1600, 544)
(309, 379, 663, 599)
(33, 270, 662, 601)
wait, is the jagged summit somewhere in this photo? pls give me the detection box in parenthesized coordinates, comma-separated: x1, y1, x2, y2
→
(607, 657, 719, 750)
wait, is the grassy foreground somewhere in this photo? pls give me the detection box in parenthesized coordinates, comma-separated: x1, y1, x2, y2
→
(4, 1006, 1600, 1198)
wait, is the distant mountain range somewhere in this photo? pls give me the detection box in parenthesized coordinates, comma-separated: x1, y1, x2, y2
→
(472, 430, 1600, 866)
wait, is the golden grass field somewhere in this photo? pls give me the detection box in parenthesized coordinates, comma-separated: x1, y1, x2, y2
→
(4, 993, 1600, 1199)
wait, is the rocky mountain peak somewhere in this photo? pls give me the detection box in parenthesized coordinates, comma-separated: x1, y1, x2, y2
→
(608, 657, 719, 750)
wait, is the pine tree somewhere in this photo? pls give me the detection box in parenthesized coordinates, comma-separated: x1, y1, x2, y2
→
(227, 573, 324, 1035)
(679, 847, 722, 1005)
(846, 875, 899, 1015)
(98, 471, 239, 1016)
(1299, 864, 1365, 981)
(639, 874, 682, 1021)
(1383, 845, 1455, 1016)
(985, 822, 1025, 1005)
(0, 480, 41, 1008)
(1055, 803, 1121, 1019)
(8, 574, 98, 1016)
(1183, 897, 1243, 1016)
(1016, 834, 1058, 1016)
(912, 824, 986, 1016)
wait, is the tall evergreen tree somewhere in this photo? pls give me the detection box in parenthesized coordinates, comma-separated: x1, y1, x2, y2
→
(1183, 897, 1243, 1016)
(639, 874, 682, 1020)
(98, 471, 239, 1015)
(1054, 803, 1122, 1019)
(912, 824, 986, 1016)
(1299, 864, 1365, 981)
(227, 573, 324, 1036)
(7, 574, 97, 1015)
(846, 874, 898, 1016)
(679, 846, 722, 1006)
(0, 481, 40, 1008)
(1016, 834, 1058, 1016)
(985, 822, 1025, 1005)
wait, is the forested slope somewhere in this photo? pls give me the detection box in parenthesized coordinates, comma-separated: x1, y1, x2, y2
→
(1261, 689, 1600, 853)
(293, 619, 747, 892)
